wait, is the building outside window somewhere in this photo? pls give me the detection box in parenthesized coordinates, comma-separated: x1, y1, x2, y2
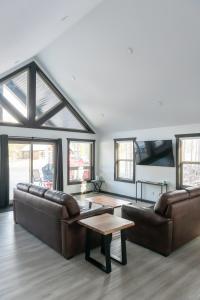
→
(8, 140, 56, 202)
(67, 139, 95, 184)
(176, 135, 200, 188)
(114, 138, 135, 183)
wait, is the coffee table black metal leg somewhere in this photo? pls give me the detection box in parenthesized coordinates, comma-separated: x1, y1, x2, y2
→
(104, 234, 112, 273)
(101, 234, 112, 254)
(85, 230, 127, 273)
(101, 235, 105, 254)
(121, 229, 127, 265)
(85, 229, 112, 273)
(85, 228, 91, 260)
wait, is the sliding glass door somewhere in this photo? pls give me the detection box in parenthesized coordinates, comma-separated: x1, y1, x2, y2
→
(9, 142, 31, 201)
(9, 140, 56, 202)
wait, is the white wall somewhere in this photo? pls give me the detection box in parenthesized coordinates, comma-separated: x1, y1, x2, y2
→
(99, 123, 200, 202)
(0, 125, 98, 194)
(3, 122, 200, 200)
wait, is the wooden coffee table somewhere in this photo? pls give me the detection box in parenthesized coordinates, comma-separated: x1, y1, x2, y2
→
(79, 213, 134, 273)
(86, 195, 132, 209)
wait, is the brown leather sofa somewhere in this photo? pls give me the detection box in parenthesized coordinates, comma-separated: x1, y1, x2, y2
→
(122, 187, 200, 256)
(13, 183, 113, 259)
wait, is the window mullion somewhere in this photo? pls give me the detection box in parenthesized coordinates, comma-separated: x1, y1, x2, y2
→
(28, 63, 36, 124)
(30, 142, 33, 184)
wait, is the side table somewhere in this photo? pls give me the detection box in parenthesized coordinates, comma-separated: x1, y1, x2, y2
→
(91, 180, 104, 192)
(78, 213, 134, 273)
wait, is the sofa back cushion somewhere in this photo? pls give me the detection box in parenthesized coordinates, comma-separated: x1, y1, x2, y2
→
(44, 190, 80, 217)
(17, 183, 80, 218)
(29, 185, 48, 197)
(17, 183, 31, 192)
(154, 190, 189, 216)
(14, 188, 68, 220)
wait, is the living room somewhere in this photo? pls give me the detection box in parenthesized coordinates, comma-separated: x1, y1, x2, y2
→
(0, 1, 200, 299)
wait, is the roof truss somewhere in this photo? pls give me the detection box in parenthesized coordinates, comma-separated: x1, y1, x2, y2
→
(0, 62, 94, 133)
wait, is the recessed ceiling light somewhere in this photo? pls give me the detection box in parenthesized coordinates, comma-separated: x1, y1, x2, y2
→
(128, 47, 134, 54)
(61, 15, 69, 22)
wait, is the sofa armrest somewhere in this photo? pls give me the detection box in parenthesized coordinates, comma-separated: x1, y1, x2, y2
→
(122, 205, 171, 226)
(62, 206, 113, 225)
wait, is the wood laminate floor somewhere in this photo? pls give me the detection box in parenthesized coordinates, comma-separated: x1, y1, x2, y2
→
(1, 210, 200, 300)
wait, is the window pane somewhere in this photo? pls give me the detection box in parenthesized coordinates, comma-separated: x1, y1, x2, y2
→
(117, 141, 133, 160)
(182, 163, 200, 186)
(0, 104, 19, 123)
(0, 71, 28, 118)
(9, 141, 55, 203)
(36, 73, 61, 119)
(43, 107, 85, 130)
(181, 139, 200, 162)
(9, 143, 31, 202)
(69, 142, 92, 182)
(118, 161, 133, 180)
(115, 140, 134, 181)
(32, 144, 55, 189)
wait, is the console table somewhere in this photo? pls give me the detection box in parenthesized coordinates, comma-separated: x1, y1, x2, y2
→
(136, 180, 168, 202)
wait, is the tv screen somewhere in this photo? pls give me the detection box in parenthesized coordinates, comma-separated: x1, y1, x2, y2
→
(135, 140, 175, 167)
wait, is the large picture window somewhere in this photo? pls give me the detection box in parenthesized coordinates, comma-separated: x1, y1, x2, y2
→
(176, 134, 200, 188)
(67, 139, 95, 185)
(8, 139, 56, 202)
(114, 138, 135, 183)
(0, 62, 94, 133)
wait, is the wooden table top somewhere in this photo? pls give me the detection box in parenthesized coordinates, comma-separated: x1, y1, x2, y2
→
(86, 195, 132, 208)
(78, 213, 134, 235)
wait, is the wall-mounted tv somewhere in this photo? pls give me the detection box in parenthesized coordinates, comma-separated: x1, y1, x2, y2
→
(135, 140, 175, 167)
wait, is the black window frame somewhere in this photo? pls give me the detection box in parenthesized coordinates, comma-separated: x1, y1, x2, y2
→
(0, 62, 94, 133)
(176, 133, 200, 189)
(67, 138, 95, 185)
(114, 138, 136, 183)
(8, 137, 58, 190)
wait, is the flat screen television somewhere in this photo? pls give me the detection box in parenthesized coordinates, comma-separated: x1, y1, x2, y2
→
(135, 140, 175, 167)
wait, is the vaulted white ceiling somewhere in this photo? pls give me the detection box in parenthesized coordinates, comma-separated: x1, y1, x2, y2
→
(37, 0, 200, 133)
(1, 0, 200, 133)
(0, 0, 102, 75)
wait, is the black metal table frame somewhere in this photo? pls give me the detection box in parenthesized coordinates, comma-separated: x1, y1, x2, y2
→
(136, 180, 168, 202)
(91, 180, 103, 192)
(85, 228, 127, 273)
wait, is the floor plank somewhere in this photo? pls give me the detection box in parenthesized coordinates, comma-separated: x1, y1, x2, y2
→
(1, 201, 200, 300)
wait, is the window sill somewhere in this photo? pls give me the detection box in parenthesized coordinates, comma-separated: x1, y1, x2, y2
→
(114, 178, 135, 184)
(67, 180, 92, 186)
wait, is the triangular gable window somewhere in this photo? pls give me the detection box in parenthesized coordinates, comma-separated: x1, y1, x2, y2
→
(0, 70, 28, 120)
(42, 107, 85, 130)
(36, 72, 61, 119)
(0, 104, 19, 124)
(0, 62, 94, 133)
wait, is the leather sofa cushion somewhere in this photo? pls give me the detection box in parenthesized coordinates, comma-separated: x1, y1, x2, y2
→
(185, 186, 200, 198)
(17, 183, 31, 192)
(154, 190, 189, 216)
(44, 190, 80, 217)
(14, 189, 68, 220)
(29, 185, 47, 197)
